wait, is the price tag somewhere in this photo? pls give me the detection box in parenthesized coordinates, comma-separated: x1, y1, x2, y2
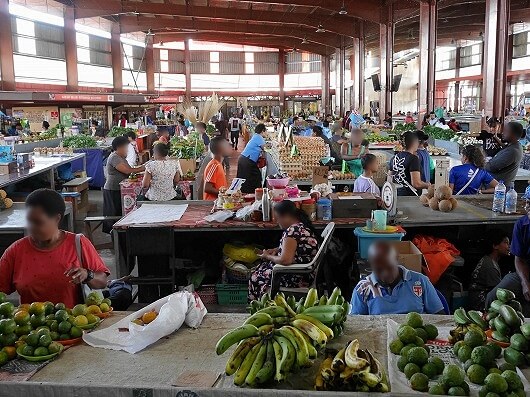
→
(312, 166, 329, 186)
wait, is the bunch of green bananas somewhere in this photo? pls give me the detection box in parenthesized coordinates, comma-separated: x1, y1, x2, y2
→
(448, 308, 488, 344)
(216, 291, 348, 387)
(249, 287, 350, 338)
(315, 339, 389, 392)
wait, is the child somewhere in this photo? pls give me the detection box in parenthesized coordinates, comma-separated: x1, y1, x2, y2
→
(195, 122, 210, 146)
(157, 127, 170, 144)
(469, 229, 510, 311)
(353, 154, 380, 195)
(203, 136, 232, 200)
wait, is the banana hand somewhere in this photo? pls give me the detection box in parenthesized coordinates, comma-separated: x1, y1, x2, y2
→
(244, 312, 274, 328)
(216, 324, 260, 355)
(234, 341, 262, 386)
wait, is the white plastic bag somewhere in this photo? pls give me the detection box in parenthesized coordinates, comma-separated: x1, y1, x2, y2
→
(83, 291, 207, 353)
(203, 210, 233, 223)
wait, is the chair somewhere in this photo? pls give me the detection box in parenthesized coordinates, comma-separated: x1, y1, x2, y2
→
(125, 227, 176, 303)
(436, 289, 450, 315)
(270, 222, 336, 298)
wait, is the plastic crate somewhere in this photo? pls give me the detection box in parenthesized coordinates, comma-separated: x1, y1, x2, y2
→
(197, 285, 217, 305)
(354, 227, 405, 259)
(216, 283, 248, 305)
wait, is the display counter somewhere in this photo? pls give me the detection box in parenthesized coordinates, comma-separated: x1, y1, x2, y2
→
(3, 313, 511, 397)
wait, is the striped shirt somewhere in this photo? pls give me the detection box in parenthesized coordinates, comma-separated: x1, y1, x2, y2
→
(203, 158, 227, 200)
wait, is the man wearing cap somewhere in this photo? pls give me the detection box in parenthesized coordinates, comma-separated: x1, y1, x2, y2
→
(350, 240, 445, 315)
(486, 186, 530, 316)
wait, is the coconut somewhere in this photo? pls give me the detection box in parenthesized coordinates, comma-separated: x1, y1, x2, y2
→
(428, 197, 440, 210)
(435, 185, 453, 201)
(419, 194, 430, 206)
(439, 199, 453, 212)
(426, 185, 435, 199)
(449, 197, 458, 209)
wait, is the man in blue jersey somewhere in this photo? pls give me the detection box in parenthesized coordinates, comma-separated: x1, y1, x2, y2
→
(350, 240, 444, 315)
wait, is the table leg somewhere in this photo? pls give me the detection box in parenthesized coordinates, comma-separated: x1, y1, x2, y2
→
(114, 230, 128, 277)
(83, 155, 87, 173)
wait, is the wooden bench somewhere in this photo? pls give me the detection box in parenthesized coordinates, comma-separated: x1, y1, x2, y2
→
(84, 216, 122, 249)
(63, 177, 93, 212)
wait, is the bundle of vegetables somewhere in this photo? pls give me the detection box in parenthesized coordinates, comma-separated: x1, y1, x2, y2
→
(215, 288, 351, 388)
(39, 125, 59, 140)
(365, 134, 397, 143)
(393, 122, 416, 134)
(63, 135, 98, 149)
(423, 125, 456, 141)
(108, 126, 136, 138)
(169, 132, 205, 159)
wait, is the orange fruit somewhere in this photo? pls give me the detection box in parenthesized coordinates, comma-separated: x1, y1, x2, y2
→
(29, 302, 45, 316)
(87, 305, 102, 315)
(14, 310, 30, 325)
(141, 311, 158, 325)
(131, 319, 144, 326)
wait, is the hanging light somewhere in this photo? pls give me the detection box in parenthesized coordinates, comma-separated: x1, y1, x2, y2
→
(339, 1, 348, 15)
(301, 37, 308, 44)
(316, 24, 325, 33)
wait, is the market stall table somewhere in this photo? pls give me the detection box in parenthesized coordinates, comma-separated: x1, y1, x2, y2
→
(0, 153, 86, 189)
(71, 146, 111, 188)
(4, 313, 518, 397)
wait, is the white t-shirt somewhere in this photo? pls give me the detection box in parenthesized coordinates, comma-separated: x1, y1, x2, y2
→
(353, 175, 380, 196)
(126, 142, 138, 167)
(145, 159, 182, 201)
(229, 117, 241, 132)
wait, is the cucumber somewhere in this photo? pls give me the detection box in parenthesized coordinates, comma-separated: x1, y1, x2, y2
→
(493, 316, 511, 336)
(489, 299, 504, 313)
(485, 311, 499, 321)
(496, 288, 516, 303)
(499, 304, 522, 328)
(492, 330, 510, 343)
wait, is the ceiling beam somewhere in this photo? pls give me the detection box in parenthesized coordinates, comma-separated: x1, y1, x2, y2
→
(119, 16, 341, 47)
(67, 0, 358, 37)
(155, 32, 331, 55)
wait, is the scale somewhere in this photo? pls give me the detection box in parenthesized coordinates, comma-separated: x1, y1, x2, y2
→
(381, 180, 398, 217)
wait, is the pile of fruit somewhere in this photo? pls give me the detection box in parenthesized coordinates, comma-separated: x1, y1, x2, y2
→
(249, 288, 349, 337)
(328, 170, 356, 180)
(420, 185, 459, 213)
(315, 339, 389, 392)
(366, 134, 398, 144)
(131, 309, 159, 326)
(217, 289, 350, 387)
(0, 190, 13, 210)
(85, 291, 112, 316)
(449, 307, 488, 344)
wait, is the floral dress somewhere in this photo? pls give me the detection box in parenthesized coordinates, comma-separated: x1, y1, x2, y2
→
(248, 223, 319, 301)
(145, 159, 182, 201)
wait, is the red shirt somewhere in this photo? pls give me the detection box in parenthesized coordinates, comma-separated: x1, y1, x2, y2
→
(0, 232, 109, 308)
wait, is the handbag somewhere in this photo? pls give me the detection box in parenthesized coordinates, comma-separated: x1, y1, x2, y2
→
(136, 187, 148, 202)
(257, 152, 267, 169)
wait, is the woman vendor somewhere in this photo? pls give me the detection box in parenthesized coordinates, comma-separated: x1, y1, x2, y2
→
(0, 189, 109, 308)
(248, 200, 319, 300)
(236, 123, 266, 193)
(449, 145, 497, 195)
(341, 128, 368, 177)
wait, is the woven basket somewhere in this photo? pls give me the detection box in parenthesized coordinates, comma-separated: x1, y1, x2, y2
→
(224, 256, 255, 284)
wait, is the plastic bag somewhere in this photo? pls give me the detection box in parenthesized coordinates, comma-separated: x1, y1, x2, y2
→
(203, 210, 233, 223)
(223, 242, 259, 264)
(83, 291, 207, 354)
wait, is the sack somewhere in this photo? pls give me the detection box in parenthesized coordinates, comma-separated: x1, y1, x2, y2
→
(412, 235, 460, 285)
(83, 291, 206, 354)
(223, 242, 260, 264)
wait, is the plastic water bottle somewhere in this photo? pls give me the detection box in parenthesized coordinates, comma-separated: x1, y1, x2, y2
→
(492, 180, 506, 213)
(505, 183, 518, 214)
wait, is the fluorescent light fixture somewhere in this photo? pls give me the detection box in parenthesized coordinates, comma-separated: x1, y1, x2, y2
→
(75, 23, 111, 39)
(9, 3, 64, 26)
(339, 1, 348, 15)
(316, 24, 325, 33)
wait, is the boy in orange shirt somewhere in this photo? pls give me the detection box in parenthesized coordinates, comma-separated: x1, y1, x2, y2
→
(203, 136, 232, 200)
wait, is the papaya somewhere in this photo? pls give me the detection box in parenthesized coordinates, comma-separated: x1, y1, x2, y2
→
(496, 288, 516, 303)
(489, 300, 504, 313)
(493, 316, 511, 337)
(504, 347, 526, 367)
(499, 305, 522, 328)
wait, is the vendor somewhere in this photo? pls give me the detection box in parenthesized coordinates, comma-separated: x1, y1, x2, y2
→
(103, 136, 145, 233)
(468, 229, 510, 311)
(157, 127, 170, 144)
(312, 125, 339, 161)
(248, 200, 319, 301)
(0, 189, 109, 308)
(390, 131, 430, 196)
(124, 131, 139, 167)
(484, 121, 524, 187)
(42, 121, 50, 132)
(474, 117, 503, 158)
(237, 123, 266, 194)
(405, 112, 415, 124)
(350, 241, 444, 315)
(6, 122, 22, 137)
(203, 136, 231, 200)
(341, 127, 368, 177)
(142, 142, 181, 201)
(449, 145, 497, 195)
(486, 186, 530, 317)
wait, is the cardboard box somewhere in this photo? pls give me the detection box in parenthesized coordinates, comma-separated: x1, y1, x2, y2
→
(388, 241, 423, 272)
(0, 161, 16, 175)
(179, 158, 196, 174)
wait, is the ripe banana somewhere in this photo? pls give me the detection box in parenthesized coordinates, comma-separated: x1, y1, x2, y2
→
(257, 305, 287, 318)
(331, 346, 346, 372)
(298, 329, 318, 359)
(294, 313, 334, 340)
(344, 339, 369, 371)
(255, 341, 275, 385)
(328, 286, 341, 305)
(244, 312, 273, 327)
(291, 319, 328, 348)
(272, 339, 283, 381)
(225, 336, 261, 375)
(216, 324, 260, 355)
(320, 356, 335, 382)
(245, 341, 268, 386)
(234, 341, 262, 386)
(304, 288, 319, 308)
(274, 294, 297, 317)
